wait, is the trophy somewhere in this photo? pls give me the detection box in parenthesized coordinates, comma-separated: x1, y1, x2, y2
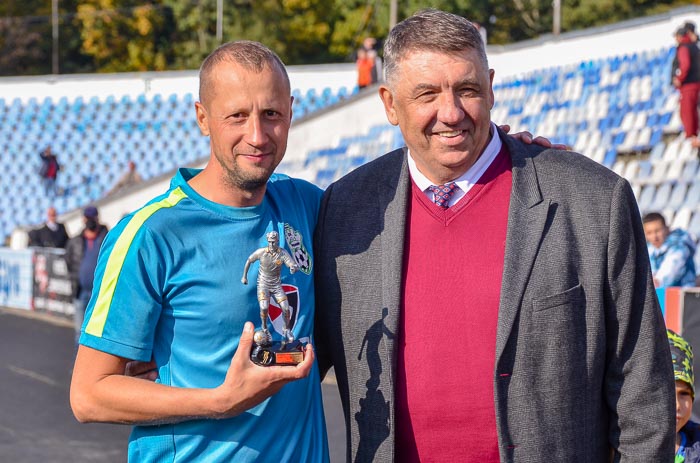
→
(241, 231, 305, 366)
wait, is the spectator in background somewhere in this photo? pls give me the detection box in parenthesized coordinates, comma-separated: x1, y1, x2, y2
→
(39, 145, 61, 196)
(314, 9, 675, 461)
(668, 329, 700, 461)
(65, 206, 108, 344)
(356, 47, 374, 90)
(28, 206, 69, 248)
(643, 212, 697, 288)
(362, 37, 382, 85)
(672, 24, 700, 147)
(106, 160, 143, 197)
(670, 23, 697, 85)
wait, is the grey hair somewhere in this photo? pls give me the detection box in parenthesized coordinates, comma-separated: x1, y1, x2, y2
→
(383, 8, 488, 85)
(198, 40, 290, 104)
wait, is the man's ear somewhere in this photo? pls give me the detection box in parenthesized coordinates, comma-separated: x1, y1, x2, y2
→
(194, 102, 209, 136)
(488, 68, 495, 110)
(378, 85, 399, 126)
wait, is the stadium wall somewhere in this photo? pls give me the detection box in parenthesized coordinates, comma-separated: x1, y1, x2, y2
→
(0, 63, 357, 104)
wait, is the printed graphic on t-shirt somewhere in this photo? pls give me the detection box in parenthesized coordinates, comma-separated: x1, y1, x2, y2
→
(284, 223, 312, 274)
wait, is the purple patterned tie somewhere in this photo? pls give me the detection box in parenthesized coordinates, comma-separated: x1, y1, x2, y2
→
(428, 182, 458, 208)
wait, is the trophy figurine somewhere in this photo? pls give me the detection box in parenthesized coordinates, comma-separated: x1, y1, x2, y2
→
(242, 231, 305, 366)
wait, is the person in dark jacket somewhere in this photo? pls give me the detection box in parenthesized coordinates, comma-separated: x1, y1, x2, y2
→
(672, 24, 700, 147)
(28, 207, 69, 248)
(39, 145, 61, 196)
(668, 329, 700, 462)
(65, 206, 108, 344)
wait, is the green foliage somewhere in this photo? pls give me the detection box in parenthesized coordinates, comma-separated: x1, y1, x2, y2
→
(241, 0, 335, 64)
(0, 16, 45, 76)
(328, 1, 390, 60)
(0, 0, 52, 75)
(563, 0, 678, 32)
(168, 0, 220, 70)
(76, 0, 176, 72)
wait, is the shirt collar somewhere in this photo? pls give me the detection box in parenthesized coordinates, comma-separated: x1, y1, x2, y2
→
(408, 122, 502, 194)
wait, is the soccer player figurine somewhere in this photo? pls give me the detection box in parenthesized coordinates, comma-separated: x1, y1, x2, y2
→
(242, 231, 299, 360)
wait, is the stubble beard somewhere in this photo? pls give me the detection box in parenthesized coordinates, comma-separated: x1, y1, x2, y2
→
(217, 152, 275, 194)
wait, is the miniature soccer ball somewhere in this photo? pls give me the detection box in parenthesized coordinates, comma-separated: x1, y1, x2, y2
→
(253, 329, 272, 346)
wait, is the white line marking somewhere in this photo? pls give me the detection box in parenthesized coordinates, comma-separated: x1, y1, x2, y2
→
(8, 365, 59, 387)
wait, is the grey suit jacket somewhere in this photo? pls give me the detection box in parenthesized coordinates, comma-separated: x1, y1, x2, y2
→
(314, 129, 675, 462)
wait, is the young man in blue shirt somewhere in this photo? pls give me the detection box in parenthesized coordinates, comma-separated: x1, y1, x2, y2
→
(70, 41, 329, 462)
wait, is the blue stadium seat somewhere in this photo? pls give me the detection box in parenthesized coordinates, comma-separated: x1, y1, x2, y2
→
(648, 183, 673, 212)
(681, 159, 699, 182)
(683, 181, 700, 209)
(637, 185, 657, 213)
(667, 183, 689, 211)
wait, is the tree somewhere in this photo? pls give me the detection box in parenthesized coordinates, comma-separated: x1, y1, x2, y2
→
(328, 1, 388, 60)
(76, 0, 176, 72)
(0, 16, 45, 76)
(259, 0, 335, 64)
(168, 0, 221, 70)
(0, 1, 53, 75)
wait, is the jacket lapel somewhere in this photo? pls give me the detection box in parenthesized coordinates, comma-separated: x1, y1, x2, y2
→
(495, 132, 551, 363)
(377, 148, 410, 393)
(369, 141, 550, 419)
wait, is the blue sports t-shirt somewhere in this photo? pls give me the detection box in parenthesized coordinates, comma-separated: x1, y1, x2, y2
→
(80, 168, 329, 462)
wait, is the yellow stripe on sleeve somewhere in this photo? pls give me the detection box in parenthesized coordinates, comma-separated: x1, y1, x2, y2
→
(85, 187, 188, 337)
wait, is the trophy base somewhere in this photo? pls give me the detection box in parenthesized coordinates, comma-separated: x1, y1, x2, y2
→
(251, 340, 305, 366)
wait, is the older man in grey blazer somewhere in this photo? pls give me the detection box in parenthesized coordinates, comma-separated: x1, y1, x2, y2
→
(314, 9, 675, 463)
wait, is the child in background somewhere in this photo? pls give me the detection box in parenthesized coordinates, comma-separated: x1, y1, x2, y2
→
(668, 329, 700, 462)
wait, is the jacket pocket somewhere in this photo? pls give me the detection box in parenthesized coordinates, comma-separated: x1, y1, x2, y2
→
(532, 283, 584, 313)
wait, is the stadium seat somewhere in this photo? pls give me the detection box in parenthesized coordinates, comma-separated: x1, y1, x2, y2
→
(612, 160, 626, 177)
(648, 161, 670, 185)
(586, 147, 605, 164)
(683, 181, 700, 209)
(648, 183, 673, 212)
(667, 183, 689, 210)
(672, 207, 693, 231)
(637, 184, 657, 213)
(681, 159, 699, 182)
(687, 212, 700, 244)
(621, 159, 639, 181)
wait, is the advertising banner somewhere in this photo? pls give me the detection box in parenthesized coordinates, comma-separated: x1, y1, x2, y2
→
(0, 248, 34, 310)
(32, 248, 74, 317)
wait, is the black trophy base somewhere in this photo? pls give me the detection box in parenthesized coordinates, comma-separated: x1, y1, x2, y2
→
(251, 340, 305, 366)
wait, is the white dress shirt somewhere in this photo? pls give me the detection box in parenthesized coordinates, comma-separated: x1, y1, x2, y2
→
(408, 122, 502, 207)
